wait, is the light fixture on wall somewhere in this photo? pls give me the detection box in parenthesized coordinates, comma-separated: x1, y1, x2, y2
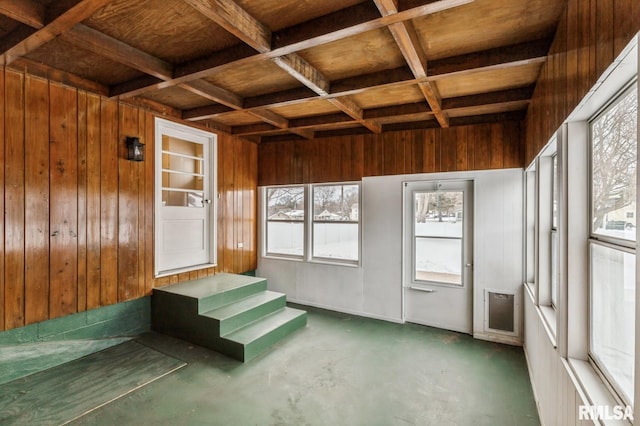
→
(126, 136, 145, 161)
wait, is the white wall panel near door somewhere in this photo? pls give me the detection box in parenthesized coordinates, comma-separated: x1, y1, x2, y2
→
(259, 168, 525, 343)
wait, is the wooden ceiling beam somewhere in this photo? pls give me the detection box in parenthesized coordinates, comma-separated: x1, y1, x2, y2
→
(184, 0, 271, 53)
(373, 0, 399, 15)
(375, 0, 451, 127)
(0, 0, 115, 66)
(272, 54, 331, 95)
(233, 86, 530, 137)
(183, 104, 235, 121)
(177, 0, 318, 139)
(112, 0, 473, 97)
(0, 0, 45, 28)
(328, 97, 382, 133)
(262, 109, 525, 143)
(179, 79, 243, 110)
(418, 82, 449, 127)
(272, 0, 473, 52)
(441, 85, 536, 110)
(223, 41, 547, 118)
(364, 102, 431, 119)
(428, 38, 552, 78)
(64, 24, 173, 80)
(248, 108, 288, 129)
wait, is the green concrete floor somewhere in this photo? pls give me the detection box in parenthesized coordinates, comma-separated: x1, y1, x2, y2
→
(72, 305, 539, 426)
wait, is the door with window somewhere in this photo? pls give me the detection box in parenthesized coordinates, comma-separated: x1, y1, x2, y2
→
(155, 118, 217, 275)
(403, 180, 473, 333)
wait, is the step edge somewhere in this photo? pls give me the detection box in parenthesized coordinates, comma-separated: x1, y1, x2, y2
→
(223, 308, 307, 344)
(201, 291, 286, 320)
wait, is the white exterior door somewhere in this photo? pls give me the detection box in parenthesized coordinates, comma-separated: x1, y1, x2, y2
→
(403, 180, 474, 333)
(155, 118, 217, 276)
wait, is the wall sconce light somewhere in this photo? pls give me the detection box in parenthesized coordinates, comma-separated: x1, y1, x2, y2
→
(126, 136, 145, 162)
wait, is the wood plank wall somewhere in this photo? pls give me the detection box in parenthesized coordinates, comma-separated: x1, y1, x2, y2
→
(524, 0, 640, 164)
(258, 122, 522, 186)
(0, 68, 257, 332)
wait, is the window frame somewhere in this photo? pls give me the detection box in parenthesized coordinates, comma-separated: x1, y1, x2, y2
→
(264, 185, 307, 260)
(551, 153, 559, 309)
(262, 181, 362, 266)
(587, 79, 638, 407)
(310, 182, 361, 265)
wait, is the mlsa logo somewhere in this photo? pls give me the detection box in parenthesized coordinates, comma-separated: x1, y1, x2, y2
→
(579, 405, 633, 421)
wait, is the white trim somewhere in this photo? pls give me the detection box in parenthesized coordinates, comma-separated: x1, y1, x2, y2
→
(154, 118, 217, 276)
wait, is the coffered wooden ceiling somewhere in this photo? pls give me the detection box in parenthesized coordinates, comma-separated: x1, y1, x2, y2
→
(0, 0, 566, 142)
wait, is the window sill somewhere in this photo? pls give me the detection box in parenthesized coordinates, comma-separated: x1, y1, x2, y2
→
(568, 358, 632, 425)
(309, 258, 360, 268)
(262, 254, 304, 262)
(539, 305, 557, 348)
(262, 255, 360, 268)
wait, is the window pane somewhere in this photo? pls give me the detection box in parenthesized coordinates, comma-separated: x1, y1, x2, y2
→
(550, 231, 557, 306)
(552, 155, 558, 229)
(313, 223, 358, 261)
(267, 222, 304, 256)
(313, 185, 359, 221)
(266, 186, 305, 257)
(311, 184, 360, 262)
(591, 85, 637, 241)
(415, 237, 462, 285)
(162, 190, 204, 207)
(525, 170, 536, 284)
(414, 191, 463, 238)
(590, 244, 635, 403)
(267, 187, 304, 221)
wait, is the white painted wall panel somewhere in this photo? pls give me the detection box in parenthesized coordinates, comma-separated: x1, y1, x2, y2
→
(524, 287, 593, 426)
(361, 175, 404, 321)
(258, 168, 525, 342)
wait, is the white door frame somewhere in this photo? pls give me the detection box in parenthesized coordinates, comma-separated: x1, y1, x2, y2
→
(154, 118, 217, 277)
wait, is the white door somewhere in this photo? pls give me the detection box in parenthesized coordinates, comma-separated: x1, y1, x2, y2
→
(155, 118, 217, 276)
(403, 180, 473, 333)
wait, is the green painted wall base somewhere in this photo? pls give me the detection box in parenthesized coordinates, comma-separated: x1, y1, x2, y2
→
(0, 298, 151, 385)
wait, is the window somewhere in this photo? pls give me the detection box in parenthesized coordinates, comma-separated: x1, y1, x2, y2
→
(265, 186, 305, 257)
(550, 154, 558, 308)
(524, 167, 536, 287)
(589, 82, 637, 404)
(312, 184, 360, 262)
(263, 182, 361, 265)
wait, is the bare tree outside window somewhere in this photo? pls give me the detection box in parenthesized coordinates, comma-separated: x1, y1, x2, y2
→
(267, 187, 305, 220)
(591, 84, 638, 241)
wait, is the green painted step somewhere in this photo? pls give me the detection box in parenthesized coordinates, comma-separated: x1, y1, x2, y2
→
(201, 290, 286, 336)
(155, 273, 268, 314)
(223, 307, 307, 362)
(152, 273, 307, 362)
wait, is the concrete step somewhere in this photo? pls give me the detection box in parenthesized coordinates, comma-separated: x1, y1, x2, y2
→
(202, 290, 286, 336)
(223, 307, 307, 362)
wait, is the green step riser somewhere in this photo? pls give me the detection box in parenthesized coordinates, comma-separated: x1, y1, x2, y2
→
(197, 280, 267, 313)
(219, 296, 287, 336)
(242, 313, 307, 362)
